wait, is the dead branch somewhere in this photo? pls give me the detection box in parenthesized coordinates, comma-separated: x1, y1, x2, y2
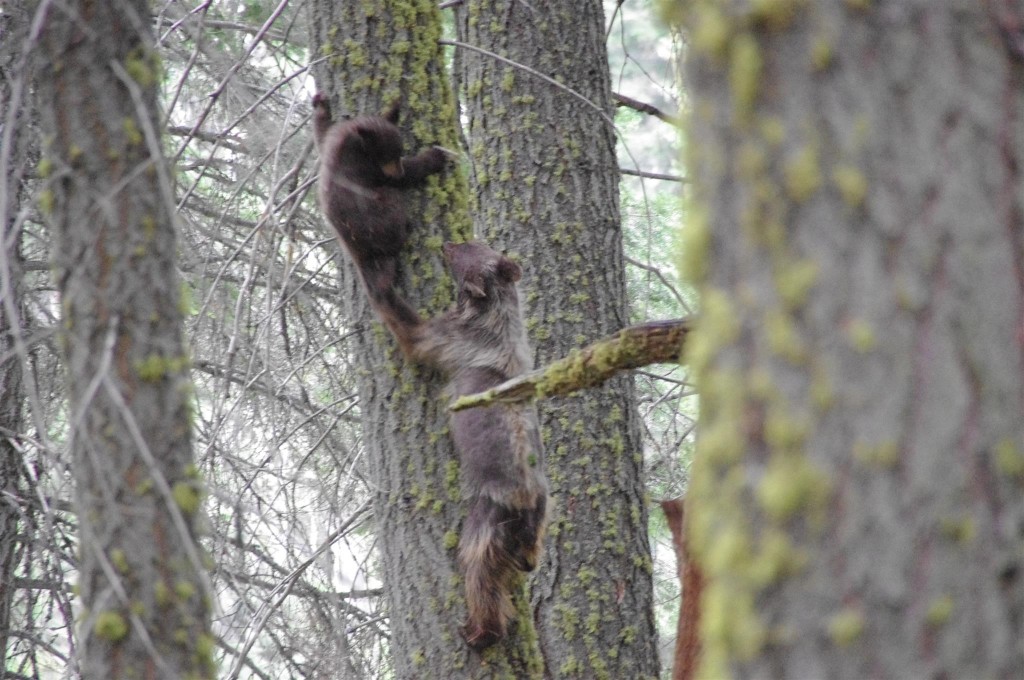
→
(661, 497, 703, 680)
(450, 317, 690, 411)
(612, 91, 681, 127)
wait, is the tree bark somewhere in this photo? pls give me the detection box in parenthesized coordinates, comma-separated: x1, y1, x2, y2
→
(35, 1, 212, 677)
(678, 1, 1024, 677)
(306, 2, 545, 676)
(0, 0, 32, 664)
(456, 2, 661, 677)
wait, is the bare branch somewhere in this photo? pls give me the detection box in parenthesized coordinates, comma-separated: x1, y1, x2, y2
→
(620, 167, 687, 183)
(624, 255, 691, 312)
(613, 91, 680, 126)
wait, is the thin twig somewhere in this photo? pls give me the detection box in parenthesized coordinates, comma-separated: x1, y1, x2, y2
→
(620, 167, 686, 182)
(613, 91, 681, 127)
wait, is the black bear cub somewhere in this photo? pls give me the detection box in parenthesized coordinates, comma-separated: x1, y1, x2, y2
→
(372, 241, 549, 650)
(311, 94, 447, 321)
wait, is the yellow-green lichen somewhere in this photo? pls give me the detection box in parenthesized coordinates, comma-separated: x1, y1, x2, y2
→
(704, 522, 752, 574)
(750, 0, 804, 29)
(759, 116, 786, 146)
(135, 354, 189, 382)
(94, 610, 129, 642)
(686, 287, 741, 374)
(926, 594, 954, 626)
(500, 69, 515, 93)
(832, 164, 868, 208)
(828, 608, 864, 646)
(846, 319, 876, 352)
(757, 454, 830, 521)
(172, 480, 203, 514)
(694, 374, 746, 465)
(736, 141, 768, 179)
(702, 580, 766, 663)
(690, 3, 731, 58)
(811, 37, 834, 70)
(559, 655, 580, 675)
(196, 632, 217, 673)
(764, 408, 809, 453)
(784, 145, 822, 202)
(111, 548, 129, 574)
(810, 366, 835, 411)
(675, 199, 708, 284)
(38, 189, 55, 216)
(554, 602, 580, 641)
(747, 367, 776, 401)
(750, 529, 807, 585)
(764, 309, 807, 364)
(729, 33, 763, 121)
(175, 580, 196, 600)
(155, 580, 172, 607)
(123, 118, 143, 146)
(994, 438, 1024, 478)
(124, 46, 163, 88)
(853, 439, 899, 468)
(776, 259, 819, 310)
(939, 516, 975, 544)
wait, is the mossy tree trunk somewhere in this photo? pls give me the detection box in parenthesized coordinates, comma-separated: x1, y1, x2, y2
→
(455, 2, 660, 678)
(35, 1, 212, 677)
(677, 1, 1024, 677)
(307, 1, 543, 676)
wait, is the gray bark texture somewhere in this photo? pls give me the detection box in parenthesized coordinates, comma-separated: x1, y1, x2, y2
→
(0, 0, 32, 664)
(678, 1, 1024, 678)
(456, 2, 660, 678)
(306, 1, 545, 676)
(35, 1, 212, 677)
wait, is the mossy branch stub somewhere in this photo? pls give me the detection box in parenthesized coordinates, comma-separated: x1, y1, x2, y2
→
(450, 318, 691, 411)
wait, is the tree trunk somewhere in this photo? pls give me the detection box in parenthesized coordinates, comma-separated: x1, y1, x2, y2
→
(678, 2, 1024, 677)
(35, 1, 212, 677)
(0, 0, 32, 663)
(306, 2, 545, 676)
(456, 2, 660, 677)
(661, 498, 702, 680)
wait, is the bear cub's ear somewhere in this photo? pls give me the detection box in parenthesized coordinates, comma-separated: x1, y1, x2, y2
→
(349, 125, 379, 153)
(383, 102, 401, 125)
(497, 256, 522, 283)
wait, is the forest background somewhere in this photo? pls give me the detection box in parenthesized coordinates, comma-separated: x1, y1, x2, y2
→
(2, 1, 690, 678)
(5, 1, 1024, 679)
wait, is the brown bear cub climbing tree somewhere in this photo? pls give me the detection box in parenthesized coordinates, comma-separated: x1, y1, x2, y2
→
(311, 96, 546, 649)
(372, 240, 549, 650)
(311, 94, 447, 322)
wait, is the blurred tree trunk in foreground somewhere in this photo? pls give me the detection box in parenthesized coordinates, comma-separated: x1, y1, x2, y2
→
(456, 1, 660, 677)
(35, 1, 212, 677)
(675, 1, 1024, 678)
